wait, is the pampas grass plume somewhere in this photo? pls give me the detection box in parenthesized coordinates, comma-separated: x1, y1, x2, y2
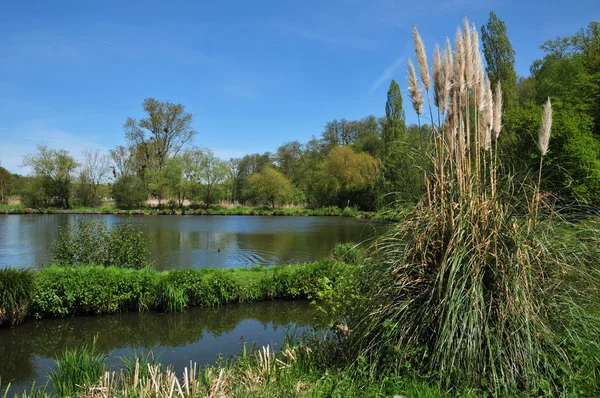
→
(493, 82, 503, 138)
(408, 57, 424, 115)
(539, 97, 552, 156)
(413, 26, 431, 91)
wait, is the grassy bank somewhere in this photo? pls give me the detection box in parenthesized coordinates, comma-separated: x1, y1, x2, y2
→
(0, 260, 346, 327)
(0, 204, 375, 219)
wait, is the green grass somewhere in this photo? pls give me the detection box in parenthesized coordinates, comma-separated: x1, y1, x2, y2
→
(48, 339, 106, 397)
(0, 268, 34, 327)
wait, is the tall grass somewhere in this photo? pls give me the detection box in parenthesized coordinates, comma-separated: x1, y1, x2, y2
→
(349, 17, 600, 395)
(0, 268, 34, 327)
(48, 338, 106, 397)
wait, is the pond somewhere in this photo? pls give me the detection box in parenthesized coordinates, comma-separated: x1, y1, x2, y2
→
(0, 300, 318, 394)
(0, 215, 379, 269)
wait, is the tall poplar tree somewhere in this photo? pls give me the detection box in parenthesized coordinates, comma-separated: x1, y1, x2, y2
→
(481, 11, 518, 109)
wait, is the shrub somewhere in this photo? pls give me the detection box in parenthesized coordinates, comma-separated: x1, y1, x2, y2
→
(0, 268, 34, 327)
(52, 218, 150, 269)
(331, 242, 365, 265)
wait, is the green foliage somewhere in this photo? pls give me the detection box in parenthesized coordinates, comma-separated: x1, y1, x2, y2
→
(246, 166, 294, 208)
(52, 218, 150, 269)
(0, 166, 12, 204)
(0, 268, 34, 327)
(48, 339, 106, 397)
(331, 242, 365, 265)
(21, 145, 79, 208)
(7, 260, 346, 320)
(481, 11, 518, 109)
(111, 175, 147, 208)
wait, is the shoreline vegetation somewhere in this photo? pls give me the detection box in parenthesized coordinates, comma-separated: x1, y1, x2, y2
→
(0, 260, 348, 328)
(0, 204, 378, 219)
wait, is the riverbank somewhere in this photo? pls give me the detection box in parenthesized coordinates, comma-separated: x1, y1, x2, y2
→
(0, 260, 346, 327)
(0, 204, 377, 219)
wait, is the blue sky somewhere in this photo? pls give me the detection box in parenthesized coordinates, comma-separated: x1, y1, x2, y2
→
(1, 0, 599, 174)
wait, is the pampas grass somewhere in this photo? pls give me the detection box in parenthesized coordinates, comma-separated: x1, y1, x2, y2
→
(349, 16, 600, 396)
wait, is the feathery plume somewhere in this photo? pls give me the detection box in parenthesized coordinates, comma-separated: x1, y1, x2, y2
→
(433, 44, 443, 109)
(476, 67, 486, 112)
(439, 38, 453, 114)
(485, 77, 494, 141)
(493, 82, 503, 138)
(412, 25, 431, 91)
(538, 97, 552, 156)
(454, 27, 465, 92)
(463, 17, 473, 88)
(471, 24, 481, 85)
(408, 57, 424, 115)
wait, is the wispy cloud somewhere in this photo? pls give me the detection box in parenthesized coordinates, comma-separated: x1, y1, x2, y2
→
(0, 120, 110, 174)
(368, 57, 404, 93)
(277, 21, 378, 50)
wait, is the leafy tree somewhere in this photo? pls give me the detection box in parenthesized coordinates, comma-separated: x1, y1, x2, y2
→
(21, 145, 78, 208)
(124, 98, 196, 203)
(109, 145, 135, 178)
(111, 175, 147, 208)
(163, 155, 189, 207)
(276, 141, 303, 184)
(246, 166, 293, 208)
(481, 11, 518, 109)
(193, 148, 228, 207)
(0, 166, 12, 204)
(317, 146, 381, 209)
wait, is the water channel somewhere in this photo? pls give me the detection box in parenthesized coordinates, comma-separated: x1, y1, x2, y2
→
(0, 300, 318, 394)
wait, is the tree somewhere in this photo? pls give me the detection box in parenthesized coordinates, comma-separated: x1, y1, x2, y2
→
(124, 98, 197, 204)
(76, 149, 110, 207)
(109, 145, 135, 178)
(481, 11, 518, 109)
(193, 148, 228, 207)
(225, 158, 241, 202)
(124, 98, 197, 170)
(246, 166, 293, 208)
(111, 175, 147, 208)
(0, 166, 12, 204)
(276, 141, 303, 184)
(21, 145, 78, 208)
(317, 146, 381, 209)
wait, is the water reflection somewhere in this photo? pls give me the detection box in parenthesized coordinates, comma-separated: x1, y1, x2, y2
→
(0, 215, 380, 269)
(0, 300, 317, 392)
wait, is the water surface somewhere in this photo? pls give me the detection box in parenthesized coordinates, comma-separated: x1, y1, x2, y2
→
(0, 215, 379, 269)
(0, 300, 317, 394)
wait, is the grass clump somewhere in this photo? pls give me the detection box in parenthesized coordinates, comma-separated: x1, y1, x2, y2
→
(344, 17, 600, 396)
(48, 338, 106, 397)
(0, 268, 34, 327)
(52, 218, 150, 269)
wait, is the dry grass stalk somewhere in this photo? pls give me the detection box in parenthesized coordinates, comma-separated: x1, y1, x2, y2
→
(493, 82, 503, 138)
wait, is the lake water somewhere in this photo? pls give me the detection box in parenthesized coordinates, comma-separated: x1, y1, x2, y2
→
(0, 215, 379, 269)
(0, 300, 318, 395)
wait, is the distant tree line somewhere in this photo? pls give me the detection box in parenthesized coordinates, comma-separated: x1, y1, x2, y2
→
(2, 15, 599, 209)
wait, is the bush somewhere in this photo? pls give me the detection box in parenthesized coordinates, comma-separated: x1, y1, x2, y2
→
(52, 218, 150, 269)
(331, 242, 365, 265)
(0, 268, 34, 327)
(111, 175, 147, 208)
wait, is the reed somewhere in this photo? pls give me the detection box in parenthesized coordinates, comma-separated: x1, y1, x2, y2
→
(351, 16, 600, 395)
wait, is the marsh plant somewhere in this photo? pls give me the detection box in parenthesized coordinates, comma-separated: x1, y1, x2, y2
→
(352, 17, 600, 395)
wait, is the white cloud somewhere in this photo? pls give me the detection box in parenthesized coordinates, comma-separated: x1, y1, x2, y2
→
(368, 57, 404, 93)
